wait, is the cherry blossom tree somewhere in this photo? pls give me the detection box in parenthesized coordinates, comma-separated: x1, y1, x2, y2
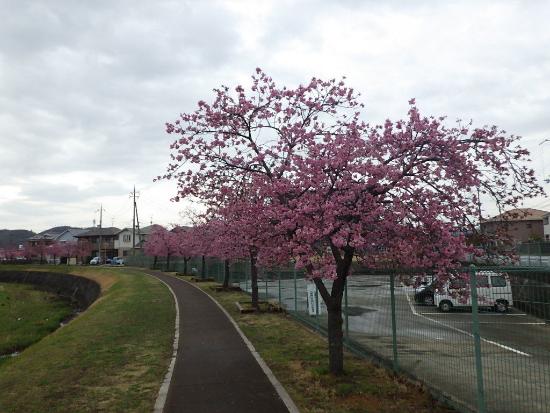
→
(194, 218, 252, 289)
(58, 241, 83, 265)
(144, 226, 180, 271)
(2, 247, 25, 262)
(171, 226, 194, 275)
(161, 69, 542, 374)
(47, 242, 64, 264)
(29, 240, 49, 264)
(143, 225, 164, 268)
(76, 240, 92, 264)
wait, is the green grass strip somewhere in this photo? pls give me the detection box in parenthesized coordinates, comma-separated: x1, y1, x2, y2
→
(0, 283, 75, 356)
(0, 267, 175, 413)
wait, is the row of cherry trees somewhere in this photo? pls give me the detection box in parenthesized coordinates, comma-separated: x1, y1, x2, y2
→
(154, 69, 542, 374)
(0, 241, 92, 264)
(143, 223, 239, 288)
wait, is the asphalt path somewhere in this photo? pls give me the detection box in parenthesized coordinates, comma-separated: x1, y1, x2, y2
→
(145, 270, 292, 413)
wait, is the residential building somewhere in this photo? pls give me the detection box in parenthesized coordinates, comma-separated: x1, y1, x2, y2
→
(114, 228, 144, 257)
(27, 226, 88, 263)
(55, 227, 89, 243)
(480, 208, 550, 244)
(27, 227, 67, 247)
(75, 227, 121, 261)
(138, 225, 158, 245)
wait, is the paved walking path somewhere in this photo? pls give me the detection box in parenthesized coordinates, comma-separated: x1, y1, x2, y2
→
(145, 270, 293, 413)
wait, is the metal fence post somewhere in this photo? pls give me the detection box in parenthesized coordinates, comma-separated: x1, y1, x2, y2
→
(278, 271, 282, 306)
(245, 262, 249, 292)
(294, 266, 298, 312)
(389, 273, 399, 371)
(470, 265, 486, 413)
(344, 279, 349, 341)
(315, 283, 320, 327)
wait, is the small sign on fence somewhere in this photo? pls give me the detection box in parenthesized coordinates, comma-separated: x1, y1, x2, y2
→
(307, 282, 324, 316)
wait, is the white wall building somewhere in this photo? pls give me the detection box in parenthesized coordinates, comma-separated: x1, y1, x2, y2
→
(114, 228, 143, 257)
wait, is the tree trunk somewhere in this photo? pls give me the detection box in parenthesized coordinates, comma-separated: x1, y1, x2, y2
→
(183, 257, 189, 275)
(312, 245, 353, 375)
(201, 255, 206, 279)
(327, 301, 344, 374)
(166, 254, 171, 271)
(153, 255, 158, 269)
(250, 251, 259, 309)
(223, 259, 230, 288)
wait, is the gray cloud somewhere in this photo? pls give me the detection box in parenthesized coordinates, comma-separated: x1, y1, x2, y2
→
(1, 0, 549, 231)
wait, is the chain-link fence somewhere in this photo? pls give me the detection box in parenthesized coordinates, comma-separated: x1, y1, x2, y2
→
(126, 255, 550, 413)
(518, 242, 550, 267)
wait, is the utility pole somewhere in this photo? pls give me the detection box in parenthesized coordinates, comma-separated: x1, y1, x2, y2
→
(130, 186, 140, 256)
(96, 204, 105, 263)
(136, 202, 141, 245)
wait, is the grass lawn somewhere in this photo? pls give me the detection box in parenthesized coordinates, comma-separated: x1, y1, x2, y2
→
(179, 275, 455, 413)
(0, 283, 75, 358)
(0, 266, 175, 413)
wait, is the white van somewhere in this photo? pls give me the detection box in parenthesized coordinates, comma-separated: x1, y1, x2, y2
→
(435, 271, 513, 313)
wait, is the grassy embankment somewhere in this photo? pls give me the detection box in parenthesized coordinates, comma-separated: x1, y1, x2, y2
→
(0, 265, 175, 413)
(179, 274, 455, 413)
(0, 282, 75, 362)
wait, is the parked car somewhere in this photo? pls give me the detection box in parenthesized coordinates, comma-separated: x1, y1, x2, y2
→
(414, 278, 437, 306)
(89, 257, 101, 265)
(111, 257, 124, 265)
(435, 271, 513, 313)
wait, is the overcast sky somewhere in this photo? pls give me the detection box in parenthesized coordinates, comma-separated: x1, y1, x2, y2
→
(1, 0, 549, 233)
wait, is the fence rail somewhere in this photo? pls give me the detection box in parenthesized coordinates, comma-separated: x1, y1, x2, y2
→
(126, 255, 550, 413)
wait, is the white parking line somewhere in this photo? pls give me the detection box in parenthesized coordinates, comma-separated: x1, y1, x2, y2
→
(418, 312, 527, 316)
(426, 319, 546, 325)
(477, 322, 546, 325)
(404, 293, 531, 356)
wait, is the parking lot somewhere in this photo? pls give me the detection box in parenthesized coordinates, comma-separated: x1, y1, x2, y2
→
(245, 274, 550, 413)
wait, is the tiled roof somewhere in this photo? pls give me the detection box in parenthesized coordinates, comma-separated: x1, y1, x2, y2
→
(139, 225, 163, 235)
(75, 227, 122, 237)
(28, 233, 57, 241)
(482, 208, 550, 222)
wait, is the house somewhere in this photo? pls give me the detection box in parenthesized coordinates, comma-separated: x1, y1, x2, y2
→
(114, 228, 144, 257)
(27, 229, 66, 247)
(138, 225, 158, 245)
(55, 227, 89, 243)
(27, 226, 88, 263)
(75, 227, 121, 261)
(480, 208, 550, 244)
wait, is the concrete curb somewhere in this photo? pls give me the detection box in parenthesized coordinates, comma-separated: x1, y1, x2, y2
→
(149, 275, 181, 413)
(177, 277, 300, 413)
